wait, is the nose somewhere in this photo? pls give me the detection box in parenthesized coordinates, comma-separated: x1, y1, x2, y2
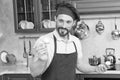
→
(62, 22, 67, 28)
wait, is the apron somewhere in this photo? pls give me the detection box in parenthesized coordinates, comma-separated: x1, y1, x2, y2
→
(41, 35, 77, 80)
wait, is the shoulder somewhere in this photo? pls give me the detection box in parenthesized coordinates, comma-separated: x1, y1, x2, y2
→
(71, 35, 81, 43)
(70, 35, 82, 49)
(37, 32, 54, 42)
(41, 32, 53, 39)
(33, 31, 54, 48)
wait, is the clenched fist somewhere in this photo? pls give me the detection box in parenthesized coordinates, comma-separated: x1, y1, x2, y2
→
(95, 63, 110, 73)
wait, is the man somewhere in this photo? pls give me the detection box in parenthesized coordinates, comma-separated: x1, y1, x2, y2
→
(29, 2, 108, 80)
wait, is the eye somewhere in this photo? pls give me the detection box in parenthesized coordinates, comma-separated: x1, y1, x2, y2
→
(67, 21, 72, 24)
(58, 19, 63, 23)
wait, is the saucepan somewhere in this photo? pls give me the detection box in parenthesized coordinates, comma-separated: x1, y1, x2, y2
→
(95, 20, 104, 35)
(111, 18, 120, 40)
(74, 21, 90, 40)
(0, 50, 16, 65)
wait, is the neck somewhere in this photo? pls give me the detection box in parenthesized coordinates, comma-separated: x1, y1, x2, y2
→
(61, 34, 69, 42)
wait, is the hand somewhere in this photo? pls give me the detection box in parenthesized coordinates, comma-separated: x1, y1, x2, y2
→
(34, 41, 48, 61)
(95, 64, 110, 73)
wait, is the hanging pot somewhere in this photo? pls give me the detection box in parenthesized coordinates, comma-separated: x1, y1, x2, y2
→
(96, 20, 104, 35)
(111, 23, 120, 40)
(74, 21, 90, 40)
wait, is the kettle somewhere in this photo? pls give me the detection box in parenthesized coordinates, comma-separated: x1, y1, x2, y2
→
(104, 48, 116, 70)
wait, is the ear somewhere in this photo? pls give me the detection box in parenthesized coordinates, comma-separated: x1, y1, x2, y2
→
(73, 20, 77, 26)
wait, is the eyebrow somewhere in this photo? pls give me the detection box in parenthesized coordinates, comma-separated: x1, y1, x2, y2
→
(58, 18, 72, 22)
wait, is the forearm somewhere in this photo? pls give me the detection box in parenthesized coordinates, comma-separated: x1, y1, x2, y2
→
(77, 61, 108, 74)
(77, 62, 96, 73)
(29, 57, 47, 77)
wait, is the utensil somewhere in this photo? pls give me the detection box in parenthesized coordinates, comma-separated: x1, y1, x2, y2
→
(74, 21, 90, 40)
(105, 48, 115, 55)
(29, 40, 32, 56)
(111, 17, 120, 40)
(96, 20, 104, 35)
(23, 40, 27, 58)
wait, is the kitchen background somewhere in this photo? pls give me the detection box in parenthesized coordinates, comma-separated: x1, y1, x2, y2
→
(0, 0, 120, 67)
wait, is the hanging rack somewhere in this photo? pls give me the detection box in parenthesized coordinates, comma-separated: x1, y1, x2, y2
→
(80, 16, 120, 20)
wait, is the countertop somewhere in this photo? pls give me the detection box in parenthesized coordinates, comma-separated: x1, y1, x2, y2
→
(76, 70, 120, 74)
(0, 63, 30, 75)
(0, 63, 120, 75)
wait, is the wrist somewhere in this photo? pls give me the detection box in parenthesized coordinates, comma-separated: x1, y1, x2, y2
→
(94, 66, 99, 72)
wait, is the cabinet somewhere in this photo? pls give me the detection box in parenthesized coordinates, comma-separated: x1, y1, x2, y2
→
(13, 0, 40, 33)
(2, 74, 41, 80)
(0, 75, 3, 80)
(13, 0, 71, 33)
(3, 74, 32, 80)
(76, 74, 120, 80)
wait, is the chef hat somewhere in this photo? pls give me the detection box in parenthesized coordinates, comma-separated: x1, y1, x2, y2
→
(56, 6, 75, 20)
(55, 3, 80, 21)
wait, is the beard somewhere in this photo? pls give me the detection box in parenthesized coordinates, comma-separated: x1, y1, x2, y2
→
(57, 27, 69, 37)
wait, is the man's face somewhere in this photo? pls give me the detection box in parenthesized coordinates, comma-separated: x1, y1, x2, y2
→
(55, 14, 75, 37)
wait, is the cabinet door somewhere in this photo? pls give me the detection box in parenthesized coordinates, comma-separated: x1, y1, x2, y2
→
(13, 0, 41, 33)
(31, 75, 41, 80)
(0, 75, 3, 80)
(13, 0, 71, 33)
(3, 74, 32, 80)
(32, 77, 41, 80)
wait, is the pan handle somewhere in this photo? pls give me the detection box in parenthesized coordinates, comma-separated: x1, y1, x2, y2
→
(105, 48, 115, 55)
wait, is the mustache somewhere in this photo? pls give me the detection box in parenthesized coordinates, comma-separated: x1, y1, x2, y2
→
(57, 27, 69, 37)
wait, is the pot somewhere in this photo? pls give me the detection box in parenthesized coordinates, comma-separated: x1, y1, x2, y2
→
(111, 22, 120, 40)
(6, 53, 16, 64)
(96, 20, 104, 35)
(0, 50, 16, 65)
(74, 21, 90, 40)
(88, 55, 101, 66)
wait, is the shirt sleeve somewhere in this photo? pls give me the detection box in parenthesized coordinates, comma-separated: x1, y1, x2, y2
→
(75, 38, 83, 60)
(74, 37, 83, 67)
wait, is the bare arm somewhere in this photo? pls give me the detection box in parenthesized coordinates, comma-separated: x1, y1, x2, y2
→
(76, 58, 96, 73)
(77, 57, 108, 73)
(75, 38, 108, 73)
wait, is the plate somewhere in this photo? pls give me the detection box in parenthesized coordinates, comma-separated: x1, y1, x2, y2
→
(0, 50, 8, 63)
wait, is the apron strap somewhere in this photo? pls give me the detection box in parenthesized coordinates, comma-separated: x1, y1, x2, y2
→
(73, 41, 78, 55)
(53, 35, 57, 54)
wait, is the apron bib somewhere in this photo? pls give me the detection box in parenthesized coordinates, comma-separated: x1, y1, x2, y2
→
(41, 35, 77, 80)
